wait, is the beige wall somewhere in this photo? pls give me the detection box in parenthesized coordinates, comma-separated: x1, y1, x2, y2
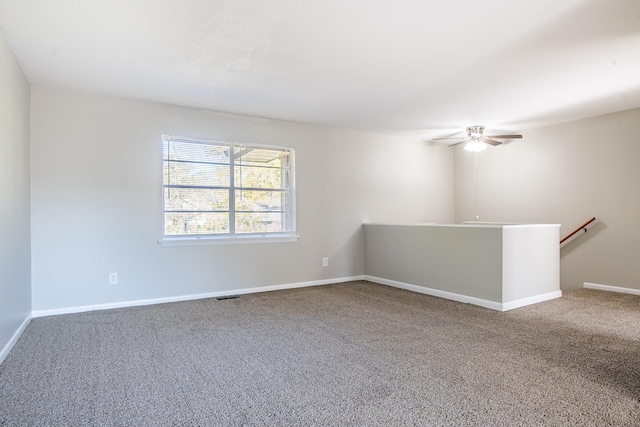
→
(454, 108, 640, 291)
(30, 87, 453, 311)
(0, 31, 31, 359)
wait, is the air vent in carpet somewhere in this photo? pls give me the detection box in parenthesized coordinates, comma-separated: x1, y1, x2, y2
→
(216, 295, 240, 301)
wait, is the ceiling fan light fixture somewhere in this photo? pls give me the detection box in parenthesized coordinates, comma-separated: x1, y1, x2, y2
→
(464, 139, 487, 152)
(438, 125, 522, 150)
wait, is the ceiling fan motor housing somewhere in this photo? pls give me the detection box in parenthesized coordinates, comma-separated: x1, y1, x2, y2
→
(466, 125, 485, 138)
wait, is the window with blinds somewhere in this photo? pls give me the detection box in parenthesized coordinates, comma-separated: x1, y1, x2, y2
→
(162, 135, 295, 240)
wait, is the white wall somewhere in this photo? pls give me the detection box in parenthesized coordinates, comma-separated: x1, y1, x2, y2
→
(454, 108, 640, 291)
(0, 31, 31, 360)
(30, 87, 453, 311)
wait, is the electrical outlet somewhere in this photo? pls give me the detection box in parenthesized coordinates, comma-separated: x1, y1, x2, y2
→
(109, 272, 118, 285)
(322, 257, 328, 267)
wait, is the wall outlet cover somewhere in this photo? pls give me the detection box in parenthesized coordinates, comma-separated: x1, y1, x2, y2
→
(109, 272, 118, 285)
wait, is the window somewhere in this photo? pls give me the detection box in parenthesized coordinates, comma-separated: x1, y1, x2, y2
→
(162, 135, 296, 244)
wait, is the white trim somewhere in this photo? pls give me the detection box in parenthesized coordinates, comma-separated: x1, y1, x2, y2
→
(365, 276, 561, 312)
(31, 276, 365, 318)
(583, 282, 640, 296)
(364, 275, 504, 311)
(158, 234, 300, 247)
(0, 314, 31, 365)
(501, 291, 562, 311)
(462, 221, 519, 225)
(364, 223, 559, 229)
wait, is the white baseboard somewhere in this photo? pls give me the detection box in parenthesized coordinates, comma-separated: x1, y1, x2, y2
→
(0, 314, 32, 365)
(31, 276, 366, 318)
(501, 291, 563, 311)
(365, 275, 561, 312)
(365, 275, 505, 311)
(583, 282, 640, 296)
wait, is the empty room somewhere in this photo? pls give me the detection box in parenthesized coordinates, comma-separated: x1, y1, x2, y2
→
(1, 0, 639, 425)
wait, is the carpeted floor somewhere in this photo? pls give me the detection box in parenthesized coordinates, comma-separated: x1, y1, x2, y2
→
(1, 281, 639, 426)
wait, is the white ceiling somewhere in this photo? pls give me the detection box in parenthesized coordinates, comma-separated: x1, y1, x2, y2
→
(1, 0, 639, 139)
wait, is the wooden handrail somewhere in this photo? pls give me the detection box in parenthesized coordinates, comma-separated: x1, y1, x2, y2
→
(560, 217, 597, 244)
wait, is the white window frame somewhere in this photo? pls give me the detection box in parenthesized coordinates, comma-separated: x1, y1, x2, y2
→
(159, 135, 297, 247)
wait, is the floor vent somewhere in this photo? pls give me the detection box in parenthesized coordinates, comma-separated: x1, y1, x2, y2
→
(216, 295, 240, 301)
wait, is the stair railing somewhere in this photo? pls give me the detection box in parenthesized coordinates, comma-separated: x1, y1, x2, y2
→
(560, 217, 598, 247)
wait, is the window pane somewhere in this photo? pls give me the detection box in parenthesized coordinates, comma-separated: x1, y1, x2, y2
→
(164, 212, 229, 235)
(236, 212, 286, 234)
(235, 190, 288, 212)
(164, 161, 230, 187)
(234, 165, 286, 190)
(164, 188, 229, 211)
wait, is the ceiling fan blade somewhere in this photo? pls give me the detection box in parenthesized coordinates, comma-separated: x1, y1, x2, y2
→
(448, 138, 470, 147)
(482, 138, 503, 146)
(486, 134, 523, 139)
(432, 130, 467, 141)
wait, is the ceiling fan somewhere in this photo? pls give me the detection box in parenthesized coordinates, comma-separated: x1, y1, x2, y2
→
(434, 126, 522, 152)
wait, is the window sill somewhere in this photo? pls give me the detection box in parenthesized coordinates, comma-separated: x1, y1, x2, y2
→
(158, 234, 300, 247)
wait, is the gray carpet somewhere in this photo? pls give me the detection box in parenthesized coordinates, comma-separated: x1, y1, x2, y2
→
(1, 281, 639, 426)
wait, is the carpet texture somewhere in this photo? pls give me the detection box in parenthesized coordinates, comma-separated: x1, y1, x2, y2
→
(1, 281, 639, 426)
